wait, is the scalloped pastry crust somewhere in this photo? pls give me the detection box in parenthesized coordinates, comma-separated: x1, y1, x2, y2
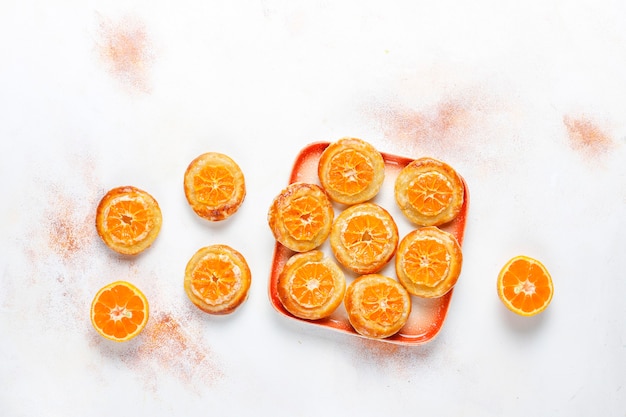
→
(268, 182, 334, 253)
(277, 250, 346, 320)
(394, 157, 464, 226)
(317, 137, 385, 205)
(395, 226, 463, 298)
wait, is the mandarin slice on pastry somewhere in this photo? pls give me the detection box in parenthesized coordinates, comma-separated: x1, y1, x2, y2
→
(96, 186, 162, 255)
(268, 182, 334, 252)
(330, 202, 398, 274)
(394, 157, 464, 226)
(277, 250, 346, 320)
(184, 244, 251, 315)
(318, 137, 385, 205)
(395, 226, 463, 298)
(344, 274, 411, 339)
(184, 152, 246, 221)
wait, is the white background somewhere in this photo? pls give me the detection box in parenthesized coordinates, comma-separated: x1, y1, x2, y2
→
(1, 1, 625, 416)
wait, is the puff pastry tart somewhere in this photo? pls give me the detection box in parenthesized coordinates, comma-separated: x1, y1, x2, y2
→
(395, 226, 463, 298)
(277, 250, 346, 320)
(344, 274, 412, 339)
(184, 244, 251, 315)
(268, 182, 334, 252)
(394, 157, 464, 226)
(330, 202, 398, 275)
(96, 185, 162, 255)
(317, 137, 385, 205)
(184, 152, 246, 221)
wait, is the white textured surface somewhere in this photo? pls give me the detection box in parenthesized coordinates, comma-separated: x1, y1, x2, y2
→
(1, 1, 625, 416)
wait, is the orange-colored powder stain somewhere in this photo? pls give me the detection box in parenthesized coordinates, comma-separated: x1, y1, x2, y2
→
(136, 312, 224, 388)
(96, 15, 154, 93)
(371, 97, 475, 157)
(46, 203, 94, 262)
(563, 115, 613, 157)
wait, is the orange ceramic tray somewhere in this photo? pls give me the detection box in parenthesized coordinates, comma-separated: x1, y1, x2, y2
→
(269, 142, 469, 345)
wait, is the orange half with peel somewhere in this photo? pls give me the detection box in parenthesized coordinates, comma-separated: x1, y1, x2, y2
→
(90, 281, 149, 342)
(497, 255, 553, 316)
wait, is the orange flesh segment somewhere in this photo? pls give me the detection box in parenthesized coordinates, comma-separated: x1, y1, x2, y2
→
(500, 258, 552, 315)
(283, 195, 325, 240)
(106, 199, 150, 242)
(327, 149, 374, 196)
(407, 172, 453, 216)
(341, 214, 389, 263)
(191, 254, 240, 305)
(361, 283, 406, 326)
(92, 284, 146, 340)
(291, 262, 334, 308)
(194, 165, 235, 205)
(401, 237, 450, 287)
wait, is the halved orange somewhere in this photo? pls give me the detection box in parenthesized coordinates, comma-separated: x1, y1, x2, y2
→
(184, 244, 251, 315)
(395, 157, 464, 226)
(344, 274, 411, 339)
(330, 202, 398, 274)
(277, 250, 346, 320)
(497, 255, 553, 316)
(184, 152, 246, 221)
(318, 137, 385, 205)
(268, 182, 334, 252)
(90, 281, 149, 342)
(395, 226, 463, 298)
(95, 186, 162, 255)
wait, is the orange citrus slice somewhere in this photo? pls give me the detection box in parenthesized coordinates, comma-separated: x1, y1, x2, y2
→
(497, 255, 554, 316)
(318, 137, 385, 205)
(344, 274, 411, 339)
(95, 186, 162, 255)
(330, 202, 398, 274)
(268, 182, 334, 252)
(90, 281, 149, 342)
(395, 157, 464, 226)
(184, 152, 246, 221)
(184, 244, 252, 315)
(395, 226, 463, 298)
(277, 250, 346, 320)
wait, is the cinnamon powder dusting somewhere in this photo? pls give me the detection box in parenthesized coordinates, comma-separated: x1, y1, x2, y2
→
(563, 115, 613, 157)
(135, 312, 224, 388)
(96, 15, 155, 93)
(371, 97, 475, 157)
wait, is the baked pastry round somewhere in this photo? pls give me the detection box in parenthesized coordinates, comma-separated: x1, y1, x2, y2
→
(395, 226, 463, 298)
(344, 274, 412, 339)
(268, 182, 334, 252)
(184, 152, 246, 221)
(184, 244, 251, 315)
(394, 157, 464, 226)
(318, 137, 385, 205)
(330, 202, 398, 274)
(277, 250, 346, 320)
(96, 185, 162, 255)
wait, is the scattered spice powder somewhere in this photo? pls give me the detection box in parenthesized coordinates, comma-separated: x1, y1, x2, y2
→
(368, 96, 477, 158)
(563, 115, 614, 157)
(96, 14, 155, 93)
(136, 312, 224, 388)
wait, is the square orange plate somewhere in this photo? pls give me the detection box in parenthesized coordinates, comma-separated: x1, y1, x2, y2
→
(269, 142, 469, 345)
